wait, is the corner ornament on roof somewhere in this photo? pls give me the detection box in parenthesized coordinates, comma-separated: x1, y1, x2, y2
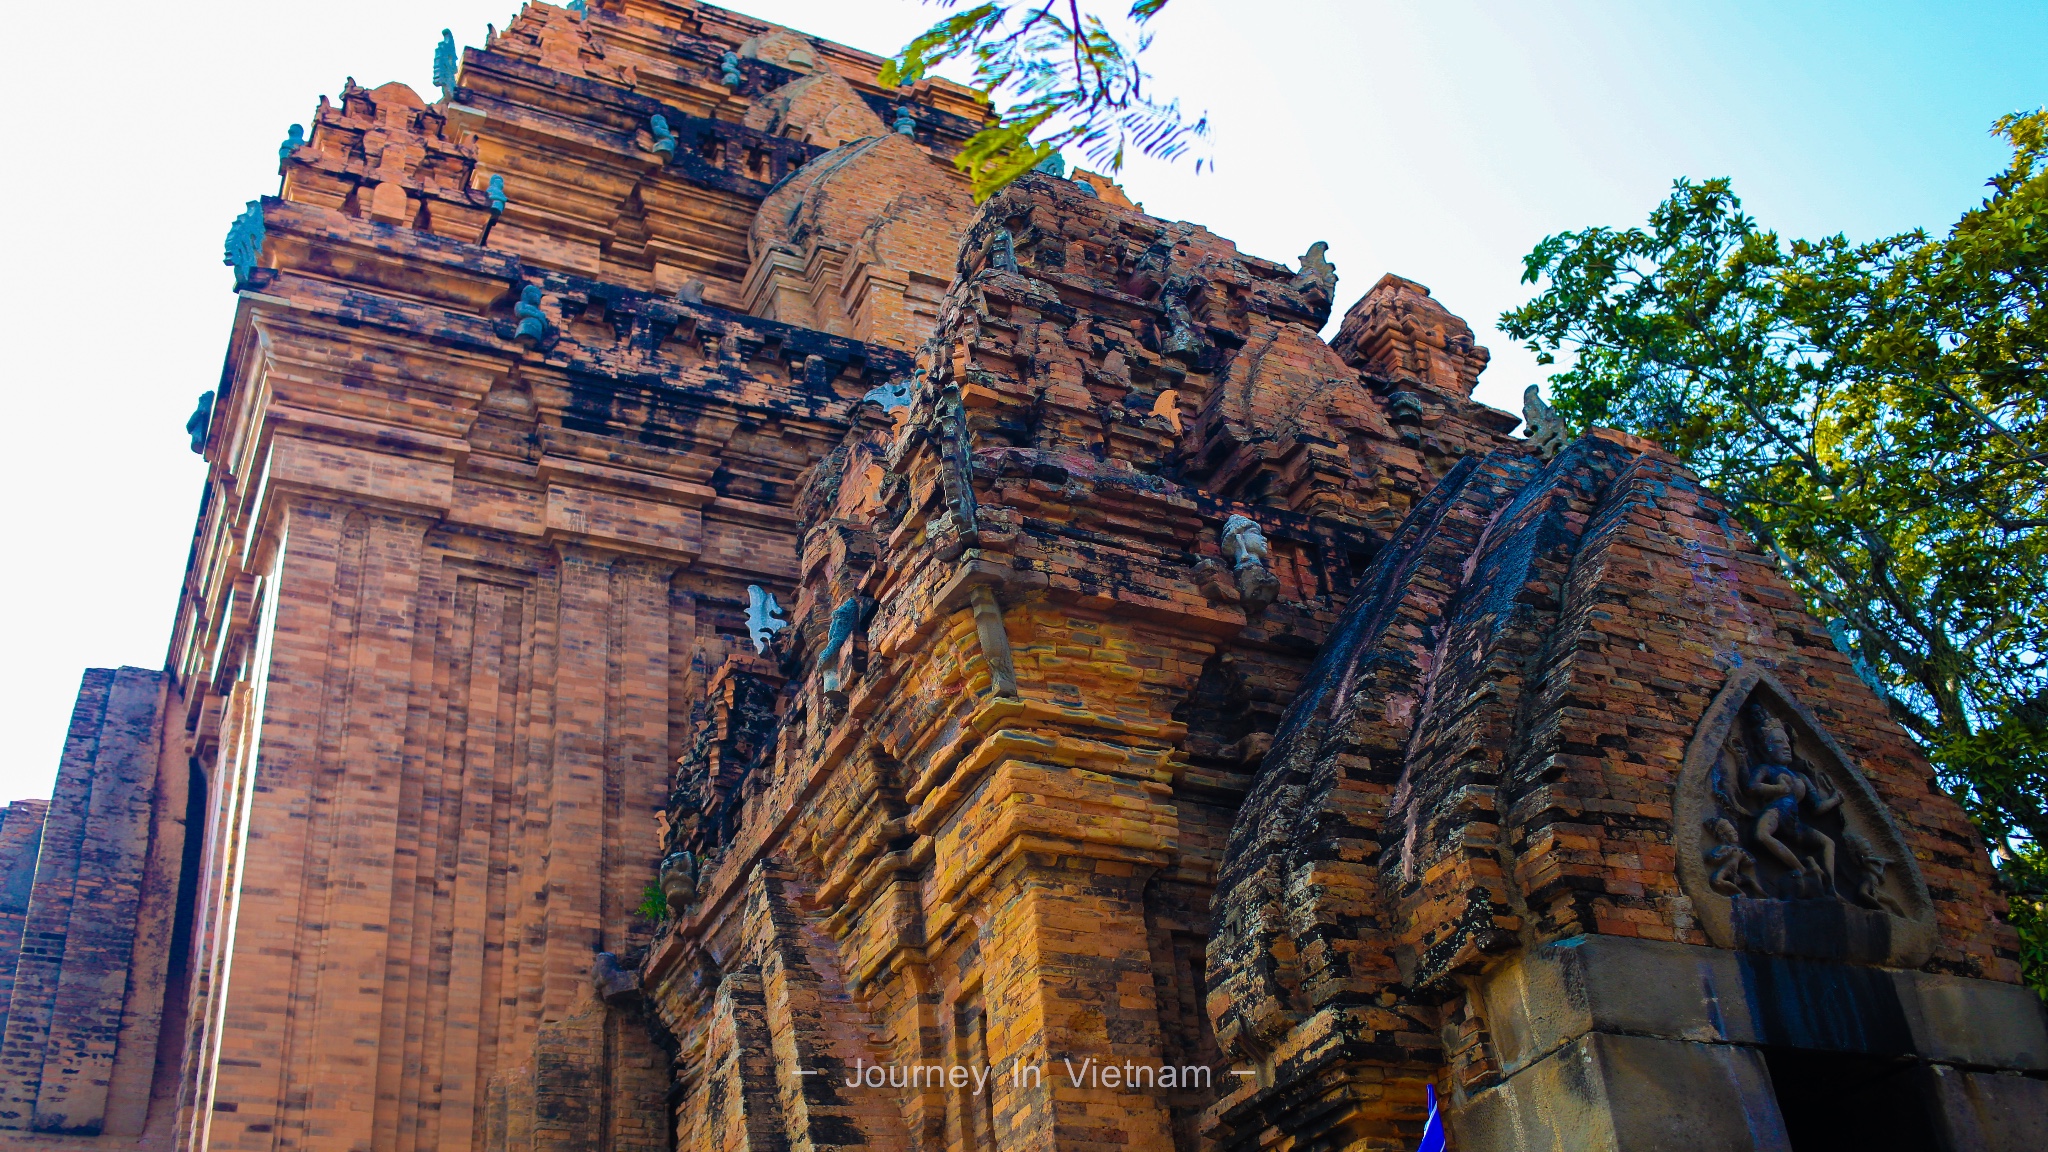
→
(433, 29, 458, 102)
(746, 585, 788, 653)
(224, 201, 264, 289)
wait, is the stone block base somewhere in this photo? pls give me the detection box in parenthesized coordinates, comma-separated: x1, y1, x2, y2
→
(1451, 936, 2048, 1151)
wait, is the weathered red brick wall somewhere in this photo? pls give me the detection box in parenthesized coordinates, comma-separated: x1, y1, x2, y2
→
(0, 668, 167, 1137)
(6, 4, 2032, 1152)
(0, 801, 49, 1036)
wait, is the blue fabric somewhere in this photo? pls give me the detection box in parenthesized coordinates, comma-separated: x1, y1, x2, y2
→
(1417, 1084, 1447, 1152)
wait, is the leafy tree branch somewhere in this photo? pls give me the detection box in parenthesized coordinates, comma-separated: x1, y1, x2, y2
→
(882, 1, 1207, 199)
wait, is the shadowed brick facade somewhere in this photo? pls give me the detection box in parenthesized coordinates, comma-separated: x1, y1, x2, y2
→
(1, 2, 2041, 1150)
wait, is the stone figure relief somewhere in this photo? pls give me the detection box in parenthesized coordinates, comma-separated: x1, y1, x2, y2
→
(1674, 669, 1935, 965)
(1220, 514, 1280, 614)
(990, 226, 1019, 273)
(1703, 815, 1764, 898)
(1220, 514, 1269, 570)
(1712, 706, 1849, 898)
(1159, 274, 1208, 365)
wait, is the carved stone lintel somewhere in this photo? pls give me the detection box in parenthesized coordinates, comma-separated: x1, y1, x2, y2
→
(968, 584, 1018, 698)
(1674, 668, 1935, 966)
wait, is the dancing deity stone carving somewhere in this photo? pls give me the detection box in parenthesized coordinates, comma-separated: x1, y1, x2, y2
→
(1675, 669, 1937, 965)
(1738, 707, 1844, 893)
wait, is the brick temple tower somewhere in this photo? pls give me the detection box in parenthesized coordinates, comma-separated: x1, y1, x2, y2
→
(0, 2, 2041, 1151)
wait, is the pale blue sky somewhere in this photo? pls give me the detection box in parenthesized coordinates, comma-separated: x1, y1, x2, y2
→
(0, 0, 2039, 799)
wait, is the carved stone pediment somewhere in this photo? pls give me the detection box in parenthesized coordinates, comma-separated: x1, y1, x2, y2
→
(1675, 669, 1935, 966)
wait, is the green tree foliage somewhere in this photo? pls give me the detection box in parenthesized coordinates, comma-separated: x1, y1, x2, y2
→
(1503, 112, 2048, 990)
(637, 881, 669, 923)
(882, 1, 1205, 199)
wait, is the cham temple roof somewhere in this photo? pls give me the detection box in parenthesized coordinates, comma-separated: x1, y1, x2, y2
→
(0, 2, 2039, 1151)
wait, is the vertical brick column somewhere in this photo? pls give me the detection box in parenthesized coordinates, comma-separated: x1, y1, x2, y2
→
(605, 557, 676, 960)
(199, 502, 431, 1151)
(922, 749, 1183, 1152)
(0, 666, 165, 1134)
(544, 546, 614, 1019)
